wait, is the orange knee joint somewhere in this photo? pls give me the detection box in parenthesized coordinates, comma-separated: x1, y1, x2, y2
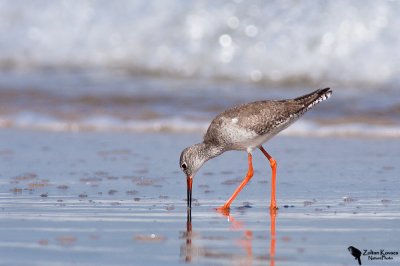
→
(269, 158, 277, 169)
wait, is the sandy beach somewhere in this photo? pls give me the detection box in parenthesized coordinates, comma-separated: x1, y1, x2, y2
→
(0, 129, 399, 265)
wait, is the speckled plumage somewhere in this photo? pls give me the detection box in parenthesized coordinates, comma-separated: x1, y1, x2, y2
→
(203, 88, 332, 152)
(180, 88, 332, 178)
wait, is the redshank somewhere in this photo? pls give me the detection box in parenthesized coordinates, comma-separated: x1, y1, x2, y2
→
(180, 88, 332, 210)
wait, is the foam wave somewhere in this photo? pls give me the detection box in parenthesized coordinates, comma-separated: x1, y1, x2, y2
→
(0, 1, 399, 85)
(1, 113, 399, 138)
(284, 120, 400, 138)
(0, 113, 208, 133)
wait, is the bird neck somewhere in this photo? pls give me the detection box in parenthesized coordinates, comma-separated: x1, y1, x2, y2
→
(198, 142, 224, 162)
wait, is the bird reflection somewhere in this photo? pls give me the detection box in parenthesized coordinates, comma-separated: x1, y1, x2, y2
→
(181, 207, 277, 265)
(181, 209, 193, 263)
(269, 208, 277, 266)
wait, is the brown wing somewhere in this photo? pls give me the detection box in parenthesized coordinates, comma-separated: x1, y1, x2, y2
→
(204, 88, 332, 145)
(228, 100, 305, 135)
(204, 100, 304, 144)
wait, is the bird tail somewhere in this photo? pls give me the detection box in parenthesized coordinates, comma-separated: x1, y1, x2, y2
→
(294, 88, 332, 111)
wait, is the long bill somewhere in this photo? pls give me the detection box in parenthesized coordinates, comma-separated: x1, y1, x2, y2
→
(187, 176, 193, 209)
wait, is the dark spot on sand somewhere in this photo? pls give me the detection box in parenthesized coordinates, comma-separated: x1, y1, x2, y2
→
(382, 165, 394, 170)
(203, 250, 236, 259)
(220, 170, 233, 175)
(57, 185, 69, 190)
(10, 188, 22, 194)
(381, 199, 391, 204)
(134, 197, 141, 202)
(242, 201, 252, 208)
(40, 193, 48, 198)
(56, 236, 77, 246)
(133, 234, 166, 243)
(126, 190, 139, 196)
(135, 169, 149, 174)
(122, 175, 139, 181)
(165, 204, 175, 211)
(221, 178, 242, 185)
(24, 188, 34, 193)
(297, 247, 305, 253)
(303, 200, 316, 206)
(343, 196, 357, 202)
(38, 239, 49, 246)
(136, 178, 155, 186)
(193, 199, 200, 207)
(203, 235, 227, 240)
(79, 193, 88, 198)
(94, 171, 108, 176)
(0, 149, 13, 156)
(28, 181, 50, 189)
(80, 177, 102, 183)
(13, 173, 37, 181)
(108, 189, 118, 195)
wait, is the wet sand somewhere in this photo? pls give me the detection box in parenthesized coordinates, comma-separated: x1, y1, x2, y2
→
(0, 129, 399, 265)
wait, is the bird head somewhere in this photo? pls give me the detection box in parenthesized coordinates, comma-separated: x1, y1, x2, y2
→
(180, 142, 223, 210)
(180, 144, 206, 177)
(179, 143, 209, 209)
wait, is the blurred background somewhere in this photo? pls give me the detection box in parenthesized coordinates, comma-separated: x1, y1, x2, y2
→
(0, 0, 399, 136)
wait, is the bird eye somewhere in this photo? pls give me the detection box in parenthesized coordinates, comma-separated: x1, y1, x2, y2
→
(181, 163, 187, 169)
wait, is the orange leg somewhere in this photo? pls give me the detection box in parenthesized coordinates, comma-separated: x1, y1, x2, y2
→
(218, 153, 254, 210)
(269, 208, 277, 266)
(259, 146, 278, 210)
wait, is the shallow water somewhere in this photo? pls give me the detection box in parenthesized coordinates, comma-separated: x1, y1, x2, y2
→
(0, 130, 399, 265)
(1, 196, 398, 266)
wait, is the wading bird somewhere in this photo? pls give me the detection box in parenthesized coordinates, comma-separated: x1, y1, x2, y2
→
(180, 88, 332, 211)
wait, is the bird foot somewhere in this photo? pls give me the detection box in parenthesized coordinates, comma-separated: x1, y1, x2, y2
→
(269, 206, 278, 217)
(215, 205, 230, 216)
(269, 204, 278, 212)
